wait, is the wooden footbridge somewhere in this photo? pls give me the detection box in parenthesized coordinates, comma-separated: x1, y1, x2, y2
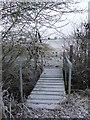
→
(27, 68, 66, 109)
(26, 49, 72, 109)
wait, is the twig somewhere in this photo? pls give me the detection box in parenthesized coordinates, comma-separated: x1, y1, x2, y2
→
(2, 106, 14, 119)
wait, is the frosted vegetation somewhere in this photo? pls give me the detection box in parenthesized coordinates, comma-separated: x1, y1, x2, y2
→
(0, 1, 90, 119)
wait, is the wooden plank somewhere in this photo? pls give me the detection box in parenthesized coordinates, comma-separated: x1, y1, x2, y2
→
(43, 68, 62, 72)
(37, 82, 64, 85)
(27, 99, 63, 104)
(39, 78, 63, 80)
(35, 85, 64, 88)
(41, 73, 62, 75)
(29, 95, 62, 100)
(32, 89, 65, 92)
(38, 79, 64, 82)
(38, 78, 63, 80)
(40, 74, 63, 78)
(33, 87, 65, 91)
(31, 91, 65, 95)
(37, 80, 64, 83)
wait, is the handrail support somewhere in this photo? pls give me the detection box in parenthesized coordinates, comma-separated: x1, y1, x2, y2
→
(63, 52, 72, 102)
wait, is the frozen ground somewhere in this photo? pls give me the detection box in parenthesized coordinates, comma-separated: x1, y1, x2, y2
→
(43, 40, 63, 68)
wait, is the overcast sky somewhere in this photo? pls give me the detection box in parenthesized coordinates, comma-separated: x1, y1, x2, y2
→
(0, 0, 90, 38)
(61, 0, 90, 36)
(41, 0, 90, 38)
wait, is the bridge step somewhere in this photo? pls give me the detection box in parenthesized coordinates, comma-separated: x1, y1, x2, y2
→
(33, 87, 64, 91)
(29, 94, 64, 100)
(39, 78, 62, 79)
(35, 85, 64, 88)
(38, 78, 63, 82)
(40, 75, 63, 77)
(27, 98, 65, 104)
(31, 91, 65, 95)
(27, 103, 62, 109)
(37, 81, 64, 84)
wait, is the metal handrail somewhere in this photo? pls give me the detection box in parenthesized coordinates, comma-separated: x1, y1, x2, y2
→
(63, 52, 72, 102)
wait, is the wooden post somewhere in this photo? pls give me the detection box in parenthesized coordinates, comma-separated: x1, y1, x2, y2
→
(70, 45, 73, 63)
(64, 57, 67, 88)
(20, 61, 23, 103)
(88, 2, 90, 89)
(0, 83, 2, 120)
(41, 51, 43, 69)
(68, 65, 72, 102)
(88, 1, 90, 115)
(0, 43, 3, 119)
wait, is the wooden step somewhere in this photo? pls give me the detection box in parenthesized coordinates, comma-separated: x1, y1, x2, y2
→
(35, 85, 64, 88)
(33, 87, 65, 91)
(38, 78, 63, 80)
(37, 80, 64, 83)
(35, 85, 64, 89)
(39, 78, 62, 79)
(36, 82, 64, 85)
(39, 78, 63, 80)
(29, 95, 63, 100)
(27, 99, 64, 104)
(32, 89, 65, 92)
(40, 75, 63, 78)
(27, 103, 60, 109)
(31, 91, 65, 95)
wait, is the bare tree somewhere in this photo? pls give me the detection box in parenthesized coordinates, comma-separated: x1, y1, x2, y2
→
(1, 1, 83, 71)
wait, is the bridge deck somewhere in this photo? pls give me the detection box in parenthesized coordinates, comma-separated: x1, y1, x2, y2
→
(27, 68, 66, 109)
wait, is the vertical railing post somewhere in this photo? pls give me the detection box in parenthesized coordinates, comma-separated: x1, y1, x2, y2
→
(63, 51, 72, 102)
(68, 65, 72, 102)
(65, 59, 67, 87)
(41, 51, 43, 69)
(0, 43, 3, 120)
(88, 1, 90, 114)
(20, 61, 23, 103)
(63, 52, 67, 89)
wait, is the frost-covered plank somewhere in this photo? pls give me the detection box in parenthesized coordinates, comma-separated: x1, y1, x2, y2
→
(31, 91, 65, 95)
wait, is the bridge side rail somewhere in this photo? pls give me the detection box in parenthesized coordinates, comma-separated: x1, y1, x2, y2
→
(63, 52, 72, 102)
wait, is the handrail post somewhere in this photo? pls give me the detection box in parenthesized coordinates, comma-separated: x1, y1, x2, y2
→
(68, 65, 72, 102)
(63, 52, 67, 89)
(20, 61, 23, 103)
(65, 58, 67, 87)
(41, 51, 43, 69)
(63, 51, 72, 102)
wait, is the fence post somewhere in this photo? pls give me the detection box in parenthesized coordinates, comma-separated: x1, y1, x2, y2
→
(0, 43, 3, 120)
(70, 45, 73, 63)
(88, 1, 90, 114)
(41, 51, 43, 69)
(20, 61, 23, 103)
(65, 59, 67, 87)
(68, 65, 72, 102)
(63, 52, 67, 91)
